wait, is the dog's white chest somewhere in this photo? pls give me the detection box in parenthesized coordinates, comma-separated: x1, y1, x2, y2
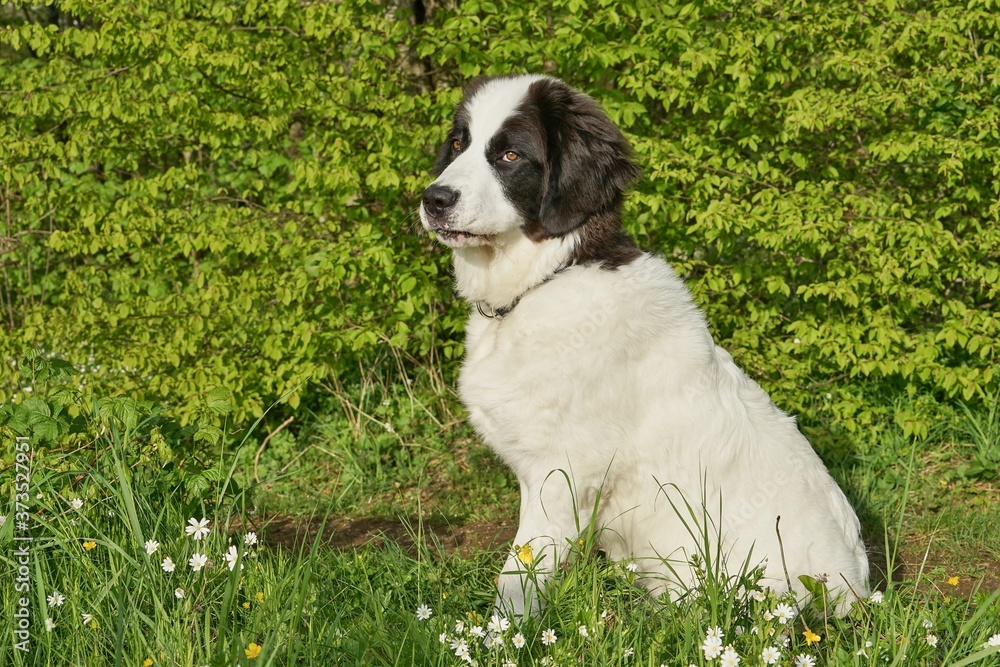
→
(457, 315, 524, 450)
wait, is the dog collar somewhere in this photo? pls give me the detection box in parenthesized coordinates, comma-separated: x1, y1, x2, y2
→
(474, 265, 569, 320)
(476, 299, 517, 320)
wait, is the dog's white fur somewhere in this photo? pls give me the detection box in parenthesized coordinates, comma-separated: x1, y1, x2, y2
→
(421, 75, 869, 618)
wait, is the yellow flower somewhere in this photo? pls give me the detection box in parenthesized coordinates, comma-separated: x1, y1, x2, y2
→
(143, 659, 153, 667)
(83, 541, 96, 551)
(255, 591, 265, 604)
(516, 544, 534, 565)
(242, 601, 250, 609)
(948, 576, 960, 586)
(245, 643, 261, 659)
(803, 629, 821, 645)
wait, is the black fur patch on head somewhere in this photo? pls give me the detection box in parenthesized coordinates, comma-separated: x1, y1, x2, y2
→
(487, 105, 549, 224)
(432, 77, 492, 176)
(518, 78, 641, 268)
(528, 78, 640, 236)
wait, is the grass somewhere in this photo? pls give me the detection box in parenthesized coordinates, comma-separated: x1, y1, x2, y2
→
(2, 372, 1000, 666)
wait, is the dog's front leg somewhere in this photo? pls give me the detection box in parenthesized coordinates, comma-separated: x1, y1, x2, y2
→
(494, 473, 587, 620)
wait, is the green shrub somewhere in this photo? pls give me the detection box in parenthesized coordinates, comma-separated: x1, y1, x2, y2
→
(1, 0, 997, 430)
(1, 349, 245, 506)
(0, 0, 459, 423)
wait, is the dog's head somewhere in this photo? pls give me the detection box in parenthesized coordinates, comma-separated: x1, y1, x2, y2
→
(419, 75, 640, 249)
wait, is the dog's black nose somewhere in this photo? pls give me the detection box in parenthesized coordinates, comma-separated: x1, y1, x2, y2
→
(422, 184, 459, 219)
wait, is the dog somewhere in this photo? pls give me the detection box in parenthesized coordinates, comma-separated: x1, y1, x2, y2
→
(419, 74, 869, 618)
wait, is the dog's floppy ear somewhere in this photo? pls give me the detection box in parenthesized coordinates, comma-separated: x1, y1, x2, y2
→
(534, 79, 640, 237)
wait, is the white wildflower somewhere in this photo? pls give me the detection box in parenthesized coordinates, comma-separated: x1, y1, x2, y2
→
(188, 553, 208, 571)
(773, 603, 796, 624)
(224, 545, 243, 571)
(702, 635, 724, 660)
(184, 517, 211, 541)
(487, 614, 510, 634)
(719, 645, 741, 667)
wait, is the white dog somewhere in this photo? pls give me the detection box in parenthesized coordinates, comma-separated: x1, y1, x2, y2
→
(419, 74, 869, 618)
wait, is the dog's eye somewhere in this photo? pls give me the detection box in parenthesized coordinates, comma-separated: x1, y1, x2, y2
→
(451, 139, 462, 152)
(502, 151, 520, 162)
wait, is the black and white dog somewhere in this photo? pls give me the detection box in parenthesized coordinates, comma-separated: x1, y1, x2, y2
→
(419, 74, 869, 618)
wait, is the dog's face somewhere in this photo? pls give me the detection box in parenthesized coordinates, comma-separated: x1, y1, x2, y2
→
(420, 75, 639, 249)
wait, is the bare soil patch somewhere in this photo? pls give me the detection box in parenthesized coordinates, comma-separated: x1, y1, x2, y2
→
(244, 513, 1000, 600)
(246, 513, 517, 559)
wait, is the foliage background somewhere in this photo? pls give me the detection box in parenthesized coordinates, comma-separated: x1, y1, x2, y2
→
(2, 0, 998, 435)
